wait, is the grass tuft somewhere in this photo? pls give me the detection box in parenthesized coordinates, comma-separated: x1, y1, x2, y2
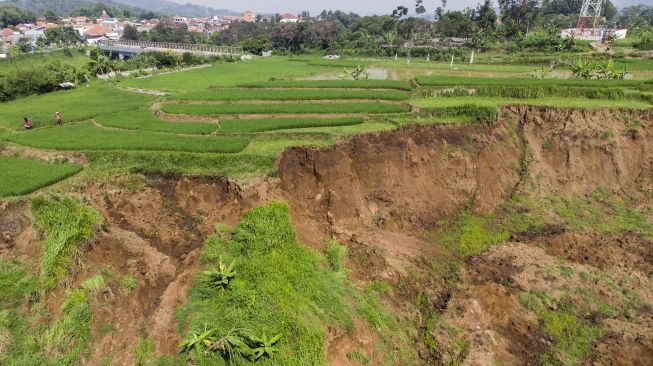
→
(30, 196, 103, 290)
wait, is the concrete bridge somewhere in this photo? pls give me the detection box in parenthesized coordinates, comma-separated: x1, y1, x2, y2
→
(97, 40, 244, 59)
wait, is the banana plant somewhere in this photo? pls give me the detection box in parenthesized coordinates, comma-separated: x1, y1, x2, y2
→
(211, 328, 254, 362)
(203, 256, 236, 294)
(340, 65, 369, 80)
(248, 333, 282, 360)
(179, 325, 217, 357)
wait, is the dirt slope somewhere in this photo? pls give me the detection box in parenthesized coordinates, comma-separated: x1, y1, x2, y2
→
(2, 106, 653, 365)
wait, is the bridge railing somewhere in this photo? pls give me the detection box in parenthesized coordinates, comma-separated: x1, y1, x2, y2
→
(97, 39, 244, 55)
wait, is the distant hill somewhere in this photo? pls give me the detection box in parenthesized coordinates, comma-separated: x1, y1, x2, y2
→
(0, 0, 238, 17)
(113, 0, 238, 17)
(0, 0, 148, 17)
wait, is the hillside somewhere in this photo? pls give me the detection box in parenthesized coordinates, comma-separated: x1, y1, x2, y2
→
(0, 0, 237, 17)
(113, 0, 238, 17)
(0, 0, 148, 16)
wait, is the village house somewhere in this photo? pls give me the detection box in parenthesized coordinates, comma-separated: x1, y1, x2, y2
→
(84, 25, 115, 44)
(242, 11, 256, 23)
(280, 13, 300, 23)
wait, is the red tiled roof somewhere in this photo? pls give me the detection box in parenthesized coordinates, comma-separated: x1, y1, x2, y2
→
(84, 25, 112, 37)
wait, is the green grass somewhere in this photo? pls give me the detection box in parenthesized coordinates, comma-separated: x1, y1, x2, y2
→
(218, 117, 364, 133)
(280, 120, 396, 136)
(162, 102, 408, 115)
(0, 83, 156, 130)
(437, 213, 510, 259)
(414, 75, 651, 88)
(0, 156, 83, 197)
(176, 201, 417, 365)
(5, 122, 249, 153)
(0, 260, 97, 365)
(174, 88, 409, 101)
(237, 79, 413, 91)
(121, 57, 331, 93)
(86, 151, 276, 180)
(95, 109, 217, 135)
(30, 196, 103, 290)
(242, 137, 333, 157)
(519, 293, 603, 366)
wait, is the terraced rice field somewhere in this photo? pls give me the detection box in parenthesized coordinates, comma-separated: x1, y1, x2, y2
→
(95, 109, 217, 135)
(0, 156, 82, 197)
(2, 55, 653, 194)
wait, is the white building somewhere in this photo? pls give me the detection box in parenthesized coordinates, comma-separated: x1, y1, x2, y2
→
(562, 28, 627, 41)
(280, 13, 299, 23)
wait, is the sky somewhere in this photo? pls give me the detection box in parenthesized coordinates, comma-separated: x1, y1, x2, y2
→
(172, 0, 653, 15)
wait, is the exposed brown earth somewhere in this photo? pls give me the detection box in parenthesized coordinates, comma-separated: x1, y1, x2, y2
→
(2, 106, 653, 364)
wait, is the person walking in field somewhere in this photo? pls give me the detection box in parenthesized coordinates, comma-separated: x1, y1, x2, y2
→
(24, 117, 31, 130)
(55, 112, 62, 126)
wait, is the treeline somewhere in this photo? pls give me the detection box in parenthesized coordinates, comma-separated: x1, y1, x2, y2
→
(0, 3, 35, 27)
(0, 47, 221, 102)
(0, 0, 160, 26)
(122, 1, 653, 57)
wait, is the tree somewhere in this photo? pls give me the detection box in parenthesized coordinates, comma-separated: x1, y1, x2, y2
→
(475, 0, 497, 30)
(497, 0, 540, 36)
(434, 9, 477, 38)
(0, 4, 36, 28)
(392, 6, 409, 21)
(416, 0, 426, 16)
(44, 27, 81, 46)
(43, 10, 58, 22)
(122, 24, 139, 41)
(240, 36, 272, 54)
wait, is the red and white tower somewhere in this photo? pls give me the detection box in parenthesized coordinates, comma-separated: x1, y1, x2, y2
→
(577, 0, 602, 30)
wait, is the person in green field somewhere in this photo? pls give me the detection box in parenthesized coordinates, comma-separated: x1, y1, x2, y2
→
(24, 117, 31, 130)
(55, 112, 62, 126)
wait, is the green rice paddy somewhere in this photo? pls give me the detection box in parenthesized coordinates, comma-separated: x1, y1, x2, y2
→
(174, 88, 409, 101)
(161, 101, 408, 115)
(5, 122, 248, 153)
(218, 117, 365, 133)
(0, 156, 82, 197)
(95, 109, 217, 135)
